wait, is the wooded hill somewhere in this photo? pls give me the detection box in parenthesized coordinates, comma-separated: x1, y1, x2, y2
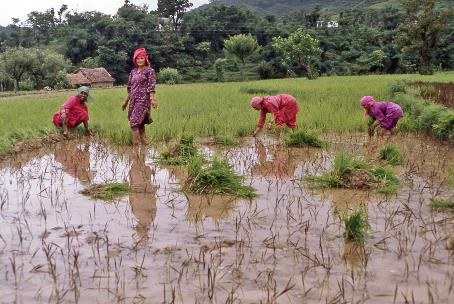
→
(209, 0, 450, 15)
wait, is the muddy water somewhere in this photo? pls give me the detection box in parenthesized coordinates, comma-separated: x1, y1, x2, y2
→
(0, 135, 453, 303)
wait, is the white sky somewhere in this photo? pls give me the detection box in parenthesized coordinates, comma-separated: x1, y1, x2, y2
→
(0, 0, 210, 26)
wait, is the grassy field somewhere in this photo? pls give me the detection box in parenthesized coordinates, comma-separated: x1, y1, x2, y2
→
(0, 72, 453, 155)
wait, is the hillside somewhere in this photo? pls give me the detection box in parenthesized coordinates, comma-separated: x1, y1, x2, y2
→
(209, 0, 449, 15)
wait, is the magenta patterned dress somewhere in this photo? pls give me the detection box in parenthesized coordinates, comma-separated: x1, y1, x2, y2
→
(127, 66, 156, 128)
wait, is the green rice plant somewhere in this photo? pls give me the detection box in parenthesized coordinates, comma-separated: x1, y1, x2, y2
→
(213, 135, 238, 146)
(185, 156, 256, 198)
(430, 198, 454, 210)
(332, 153, 370, 176)
(80, 182, 129, 200)
(305, 153, 369, 189)
(371, 166, 401, 194)
(159, 135, 198, 165)
(343, 210, 369, 241)
(1, 72, 453, 156)
(284, 130, 324, 148)
(305, 153, 400, 194)
(378, 144, 403, 166)
(305, 173, 344, 188)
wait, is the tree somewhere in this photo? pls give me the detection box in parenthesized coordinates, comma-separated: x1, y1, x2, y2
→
(157, 0, 193, 31)
(0, 47, 31, 90)
(224, 34, 259, 80)
(397, 0, 450, 75)
(272, 27, 321, 79)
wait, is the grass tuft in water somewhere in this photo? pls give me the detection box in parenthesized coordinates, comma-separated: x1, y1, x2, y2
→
(159, 135, 198, 165)
(284, 131, 324, 148)
(305, 153, 400, 194)
(378, 144, 403, 166)
(185, 156, 256, 198)
(343, 210, 369, 241)
(430, 198, 454, 210)
(80, 182, 129, 200)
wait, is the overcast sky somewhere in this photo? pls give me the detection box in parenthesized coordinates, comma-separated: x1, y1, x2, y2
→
(0, 0, 210, 26)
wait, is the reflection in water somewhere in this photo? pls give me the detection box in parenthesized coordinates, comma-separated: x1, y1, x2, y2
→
(129, 148, 157, 238)
(53, 141, 92, 185)
(342, 240, 369, 269)
(251, 139, 298, 179)
(168, 165, 237, 222)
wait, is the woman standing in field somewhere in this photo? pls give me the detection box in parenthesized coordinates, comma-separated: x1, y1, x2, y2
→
(360, 96, 403, 137)
(251, 94, 300, 137)
(122, 48, 157, 145)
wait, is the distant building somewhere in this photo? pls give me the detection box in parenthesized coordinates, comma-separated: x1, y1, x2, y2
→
(316, 21, 339, 28)
(67, 67, 115, 88)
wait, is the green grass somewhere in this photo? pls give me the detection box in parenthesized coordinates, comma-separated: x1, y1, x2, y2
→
(305, 153, 401, 194)
(80, 182, 130, 200)
(1, 72, 453, 156)
(185, 155, 256, 198)
(213, 135, 238, 146)
(284, 130, 324, 148)
(343, 210, 369, 242)
(378, 144, 403, 166)
(430, 198, 454, 210)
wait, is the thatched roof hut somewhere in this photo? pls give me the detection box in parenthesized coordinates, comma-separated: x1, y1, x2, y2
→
(67, 67, 115, 88)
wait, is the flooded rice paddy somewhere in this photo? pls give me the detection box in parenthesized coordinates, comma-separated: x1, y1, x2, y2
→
(0, 134, 453, 303)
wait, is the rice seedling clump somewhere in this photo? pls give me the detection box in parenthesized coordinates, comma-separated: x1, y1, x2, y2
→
(305, 153, 401, 193)
(159, 135, 198, 165)
(343, 210, 369, 241)
(80, 182, 129, 200)
(430, 198, 454, 210)
(185, 156, 256, 198)
(284, 131, 324, 148)
(378, 144, 403, 166)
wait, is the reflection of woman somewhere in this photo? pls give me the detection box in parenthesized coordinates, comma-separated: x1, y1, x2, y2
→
(129, 149, 157, 238)
(122, 48, 157, 145)
(360, 96, 403, 138)
(53, 141, 91, 185)
(251, 94, 300, 137)
(251, 139, 298, 180)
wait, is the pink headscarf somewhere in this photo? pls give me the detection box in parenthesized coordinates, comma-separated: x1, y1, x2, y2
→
(251, 96, 263, 109)
(360, 96, 375, 117)
(133, 48, 150, 67)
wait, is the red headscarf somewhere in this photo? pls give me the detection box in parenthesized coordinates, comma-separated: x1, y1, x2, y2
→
(133, 48, 150, 67)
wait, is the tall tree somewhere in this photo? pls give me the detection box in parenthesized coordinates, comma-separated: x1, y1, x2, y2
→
(158, 0, 193, 31)
(397, 0, 450, 75)
(224, 34, 259, 80)
(272, 27, 321, 79)
(0, 47, 31, 90)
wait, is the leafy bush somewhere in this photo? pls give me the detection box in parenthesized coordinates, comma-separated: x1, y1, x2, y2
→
(54, 70, 70, 89)
(257, 61, 276, 79)
(214, 58, 227, 82)
(389, 80, 407, 96)
(19, 78, 36, 91)
(158, 67, 182, 85)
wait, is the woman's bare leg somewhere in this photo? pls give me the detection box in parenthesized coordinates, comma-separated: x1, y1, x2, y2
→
(139, 126, 146, 145)
(132, 127, 140, 145)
